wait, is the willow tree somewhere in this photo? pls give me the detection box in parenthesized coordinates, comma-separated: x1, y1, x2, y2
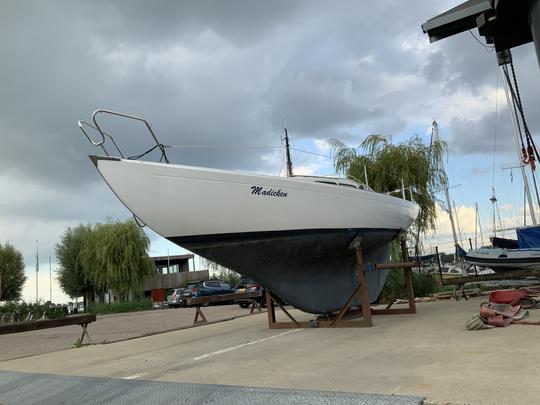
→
(56, 224, 97, 305)
(0, 242, 27, 301)
(330, 134, 446, 243)
(80, 220, 154, 299)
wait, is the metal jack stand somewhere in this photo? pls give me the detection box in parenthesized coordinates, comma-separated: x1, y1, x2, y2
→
(266, 239, 418, 329)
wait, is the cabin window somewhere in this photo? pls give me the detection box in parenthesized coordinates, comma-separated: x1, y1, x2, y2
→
(315, 180, 337, 186)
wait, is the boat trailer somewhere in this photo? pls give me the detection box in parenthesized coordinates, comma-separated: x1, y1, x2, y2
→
(265, 238, 419, 328)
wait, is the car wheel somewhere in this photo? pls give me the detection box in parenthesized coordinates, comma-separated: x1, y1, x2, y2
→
(238, 302, 250, 309)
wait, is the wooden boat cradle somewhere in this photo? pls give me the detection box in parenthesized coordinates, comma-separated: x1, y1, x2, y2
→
(266, 239, 418, 328)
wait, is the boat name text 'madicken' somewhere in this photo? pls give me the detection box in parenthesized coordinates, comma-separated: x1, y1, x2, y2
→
(250, 186, 288, 198)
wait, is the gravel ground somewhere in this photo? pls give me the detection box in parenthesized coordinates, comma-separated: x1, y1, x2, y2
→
(0, 304, 262, 362)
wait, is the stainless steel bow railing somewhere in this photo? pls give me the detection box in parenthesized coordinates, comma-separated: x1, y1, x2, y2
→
(78, 109, 170, 163)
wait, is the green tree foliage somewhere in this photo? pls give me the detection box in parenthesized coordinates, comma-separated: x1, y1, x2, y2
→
(56, 224, 96, 302)
(0, 301, 65, 321)
(214, 269, 241, 287)
(380, 270, 438, 301)
(80, 220, 154, 298)
(200, 258, 240, 286)
(56, 220, 154, 302)
(330, 134, 447, 241)
(0, 242, 27, 301)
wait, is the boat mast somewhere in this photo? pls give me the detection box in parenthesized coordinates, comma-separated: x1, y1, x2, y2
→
(501, 72, 537, 225)
(432, 121, 460, 258)
(490, 188, 498, 237)
(453, 200, 463, 246)
(283, 120, 293, 177)
(475, 202, 485, 248)
(474, 203, 478, 249)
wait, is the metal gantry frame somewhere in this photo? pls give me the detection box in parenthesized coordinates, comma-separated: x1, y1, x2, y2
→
(265, 239, 418, 328)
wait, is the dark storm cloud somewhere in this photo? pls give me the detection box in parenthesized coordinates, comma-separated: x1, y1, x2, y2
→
(265, 73, 383, 137)
(434, 34, 499, 94)
(90, 0, 303, 47)
(2, 0, 540, 237)
(0, 0, 299, 187)
(444, 43, 540, 157)
(509, 46, 540, 132)
(0, 0, 397, 188)
(447, 110, 514, 155)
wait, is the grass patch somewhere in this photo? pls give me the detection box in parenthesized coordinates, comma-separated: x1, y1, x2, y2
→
(87, 298, 152, 315)
(433, 284, 455, 292)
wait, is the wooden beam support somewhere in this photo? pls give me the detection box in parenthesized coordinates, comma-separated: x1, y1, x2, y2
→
(266, 290, 277, 326)
(266, 290, 301, 329)
(79, 322, 94, 345)
(401, 239, 417, 314)
(249, 300, 262, 313)
(193, 306, 208, 325)
(374, 261, 419, 270)
(0, 314, 96, 335)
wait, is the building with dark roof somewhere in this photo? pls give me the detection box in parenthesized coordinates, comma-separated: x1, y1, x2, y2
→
(143, 254, 209, 294)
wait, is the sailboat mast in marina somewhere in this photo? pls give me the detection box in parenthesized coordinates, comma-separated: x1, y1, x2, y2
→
(423, 0, 540, 272)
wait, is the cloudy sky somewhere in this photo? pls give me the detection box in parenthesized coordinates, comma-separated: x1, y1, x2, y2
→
(2, 1, 540, 302)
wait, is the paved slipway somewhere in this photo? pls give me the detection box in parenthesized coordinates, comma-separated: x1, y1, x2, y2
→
(0, 305, 255, 362)
(1, 297, 539, 404)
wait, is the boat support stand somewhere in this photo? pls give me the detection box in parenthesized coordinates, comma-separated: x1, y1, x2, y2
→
(265, 239, 418, 328)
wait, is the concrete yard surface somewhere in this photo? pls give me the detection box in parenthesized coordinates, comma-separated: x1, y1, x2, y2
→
(0, 305, 259, 361)
(1, 297, 539, 404)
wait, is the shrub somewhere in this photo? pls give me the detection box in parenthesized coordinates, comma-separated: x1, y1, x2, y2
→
(87, 298, 152, 315)
(380, 270, 438, 301)
(412, 272, 438, 297)
(380, 270, 405, 302)
(0, 301, 65, 322)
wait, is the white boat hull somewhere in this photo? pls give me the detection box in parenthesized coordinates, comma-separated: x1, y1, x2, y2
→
(465, 247, 540, 272)
(91, 157, 417, 238)
(92, 156, 419, 313)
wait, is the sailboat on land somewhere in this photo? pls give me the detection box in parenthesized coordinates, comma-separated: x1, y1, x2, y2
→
(464, 222, 540, 272)
(80, 110, 419, 314)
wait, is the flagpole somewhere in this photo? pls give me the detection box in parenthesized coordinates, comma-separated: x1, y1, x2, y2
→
(49, 256, 52, 302)
(35, 240, 39, 303)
